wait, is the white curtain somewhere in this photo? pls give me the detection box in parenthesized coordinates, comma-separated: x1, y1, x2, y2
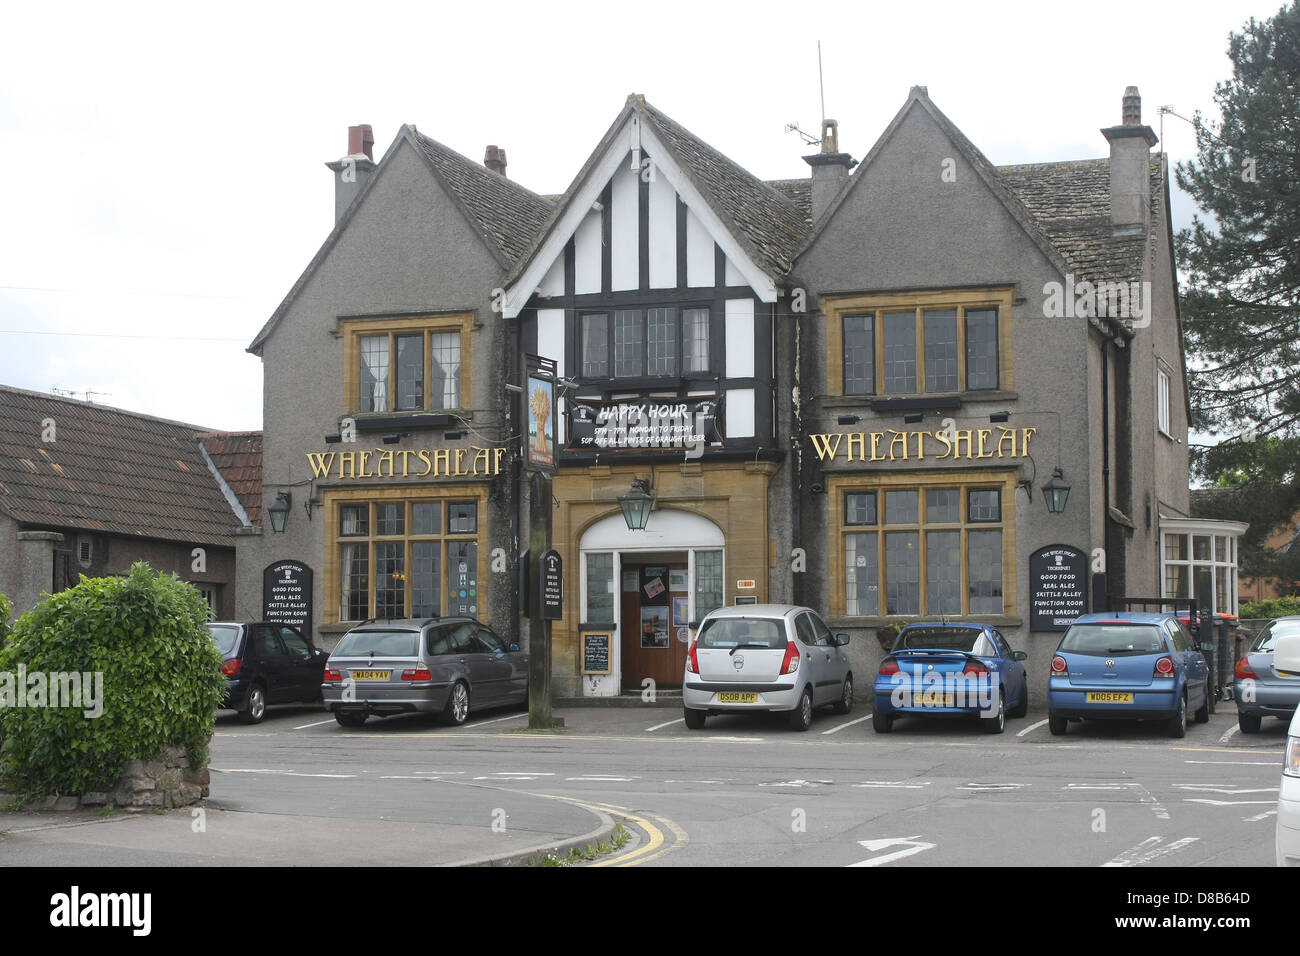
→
(360, 336, 388, 412)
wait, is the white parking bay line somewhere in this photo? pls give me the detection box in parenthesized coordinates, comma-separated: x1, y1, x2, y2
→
(646, 717, 685, 732)
(853, 781, 931, 789)
(468, 713, 529, 728)
(1244, 809, 1278, 823)
(293, 718, 338, 730)
(473, 772, 556, 780)
(565, 776, 638, 782)
(1103, 836, 1199, 867)
(822, 714, 872, 735)
(1218, 724, 1241, 745)
(1185, 759, 1280, 766)
(1016, 718, 1048, 738)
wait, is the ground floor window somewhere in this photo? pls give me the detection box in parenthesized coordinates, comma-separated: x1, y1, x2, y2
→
(329, 487, 488, 622)
(1161, 525, 1241, 616)
(830, 472, 1015, 619)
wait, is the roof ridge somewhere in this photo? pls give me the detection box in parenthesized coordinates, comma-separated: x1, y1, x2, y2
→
(0, 383, 219, 433)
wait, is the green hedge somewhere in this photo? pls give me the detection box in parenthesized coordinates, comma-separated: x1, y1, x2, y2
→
(1238, 596, 1300, 621)
(0, 563, 226, 796)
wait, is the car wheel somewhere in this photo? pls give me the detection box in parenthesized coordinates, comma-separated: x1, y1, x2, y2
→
(832, 675, 854, 715)
(984, 690, 1006, 734)
(1193, 680, 1211, 724)
(683, 707, 706, 730)
(872, 709, 893, 733)
(441, 681, 470, 726)
(1238, 711, 1262, 734)
(1167, 693, 1186, 739)
(1008, 678, 1028, 718)
(1047, 712, 1067, 736)
(788, 689, 814, 732)
(334, 710, 367, 728)
(237, 684, 266, 724)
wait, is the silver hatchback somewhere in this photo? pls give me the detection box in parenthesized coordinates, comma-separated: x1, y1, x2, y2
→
(322, 618, 527, 727)
(682, 604, 853, 731)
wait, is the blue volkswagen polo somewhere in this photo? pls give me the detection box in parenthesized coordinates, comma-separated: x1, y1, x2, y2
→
(872, 623, 1029, 734)
(1047, 611, 1211, 738)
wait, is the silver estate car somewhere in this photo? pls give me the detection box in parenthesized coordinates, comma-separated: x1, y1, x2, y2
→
(682, 604, 852, 731)
(322, 617, 527, 728)
(1235, 616, 1300, 733)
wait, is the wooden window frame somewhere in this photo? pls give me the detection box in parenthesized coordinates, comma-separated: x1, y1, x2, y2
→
(577, 303, 712, 383)
(341, 313, 473, 415)
(827, 470, 1018, 621)
(324, 485, 490, 624)
(825, 288, 1014, 398)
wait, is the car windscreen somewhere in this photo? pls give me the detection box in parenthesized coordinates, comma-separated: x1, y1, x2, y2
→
(1059, 624, 1166, 656)
(696, 618, 785, 649)
(207, 625, 240, 657)
(895, 628, 984, 652)
(332, 630, 419, 657)
(1252, 620, 1300, 653)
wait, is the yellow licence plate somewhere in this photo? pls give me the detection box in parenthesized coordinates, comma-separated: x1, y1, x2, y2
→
(911, 694, 957, 707)
(1086, 691, 1133, 703)
(352, 670, 391, 680)
(717, 692, 759, 703)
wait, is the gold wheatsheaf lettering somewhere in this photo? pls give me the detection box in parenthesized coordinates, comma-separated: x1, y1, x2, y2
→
(454, 448, 468, 476)
(869, 432, 886, 461)
(976, 428, 996, 458)
(307, 452, 336, 478)
(1022, 427, 1037, 455)
(376, 450, 394, 477)
(417, 450, 432, 476)
(433, 449, 451, 477)
(358, 451, 373, 478)
(846, 433, 866, 462)
(397, 449, 412, 477)
(997, 428, 1017, 458)
(809, 433, 843, 461)
(473, 446, 490, 476)
(887, 429, 908, 460)
(494, 446, 505, 475)
(339, 452, 356, 479)
(933, 430, 953, 459)
(953, 430, 973, 459)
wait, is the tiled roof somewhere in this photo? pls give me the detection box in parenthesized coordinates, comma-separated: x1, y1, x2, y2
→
(641, 100, 808, 276)
(0, 386, 245, 545)
(766, 178, 812, 229)
(198, 431, 263, 525)
(411, 130, 554, 267)
(997, 157, 1159, 288)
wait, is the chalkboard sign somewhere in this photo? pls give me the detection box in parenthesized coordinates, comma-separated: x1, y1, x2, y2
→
(1029, 545, 1087, 631)
(582, 632, 612, 675)
(263, 560, 313, 631)
(539, 549, 563, 621)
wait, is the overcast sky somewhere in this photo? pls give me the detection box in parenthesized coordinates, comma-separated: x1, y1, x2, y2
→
(0, 0, 1279, 432)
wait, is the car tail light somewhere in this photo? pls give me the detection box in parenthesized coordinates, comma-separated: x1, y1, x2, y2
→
(1235, 657, 1258, 681)
(1153, 655, 1175, 678)
(1050, 655, 1068, 677)
(779, 641, 801, 675)
(401, 666, 433, 682)
(962, 661, 989, 677)
(1286, 737, 1300, 779)
(322, 668, 342, 682)
(878, 659, 899, 676)
(686, 641, 700, 674)
(220, 658, 242, 676)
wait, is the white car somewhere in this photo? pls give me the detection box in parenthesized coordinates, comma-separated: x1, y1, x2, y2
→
(1276, 633, 1300, 867)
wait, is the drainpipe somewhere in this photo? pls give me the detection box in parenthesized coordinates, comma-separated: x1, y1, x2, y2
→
(1099, 334, 1111, 611)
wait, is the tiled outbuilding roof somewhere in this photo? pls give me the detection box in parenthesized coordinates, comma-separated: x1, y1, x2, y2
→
(198, 431, 263, 525)
(0, 386, 247, 546)
(410, 131, 554, 267)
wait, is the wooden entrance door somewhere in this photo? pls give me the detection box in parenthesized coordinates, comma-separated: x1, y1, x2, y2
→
(620, 561, 688, 690)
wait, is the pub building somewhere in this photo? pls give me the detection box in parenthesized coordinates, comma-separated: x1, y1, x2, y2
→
(241, 87, 1245, 698)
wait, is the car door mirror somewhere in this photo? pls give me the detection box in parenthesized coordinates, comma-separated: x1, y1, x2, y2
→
(835, 633, 850, 647)
(1012, 651, 1028, 661)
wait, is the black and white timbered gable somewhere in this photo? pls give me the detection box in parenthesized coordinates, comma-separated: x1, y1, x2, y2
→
(503, 95, 807, 462)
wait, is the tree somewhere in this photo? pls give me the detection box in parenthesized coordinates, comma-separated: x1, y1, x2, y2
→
(1178, 2, 1300, 577)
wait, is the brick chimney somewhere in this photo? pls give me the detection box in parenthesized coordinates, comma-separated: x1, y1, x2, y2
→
(1101, 88, 1158, 234)
(802, 119, 855, 223)
(484, 145, 508, 177)
(324, 124, 377, 223)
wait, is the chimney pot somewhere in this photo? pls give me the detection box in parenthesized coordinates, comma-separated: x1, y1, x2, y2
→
(1122, 86, 1141, 126)
(484, 145, 508, 177)
(820, 119, 839, 154)
(347, 124, 375, 160)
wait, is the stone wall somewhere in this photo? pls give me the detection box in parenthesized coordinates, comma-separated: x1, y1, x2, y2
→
(77, 746, 210, 810)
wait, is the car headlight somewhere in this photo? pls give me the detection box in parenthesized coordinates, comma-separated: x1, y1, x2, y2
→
(1286, 736, 1300, 779)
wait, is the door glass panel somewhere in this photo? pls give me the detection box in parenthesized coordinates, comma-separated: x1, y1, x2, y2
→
(412, 542, 441, 617)
(846, 532, 879, 616)
(695, 550, 723, 618)
(447, 542, 477, 617)
(375, 542, 404, 618)
(586, 553, 614, 623)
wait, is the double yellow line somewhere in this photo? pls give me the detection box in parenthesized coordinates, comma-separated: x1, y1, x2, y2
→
(544, 794, 688, 867)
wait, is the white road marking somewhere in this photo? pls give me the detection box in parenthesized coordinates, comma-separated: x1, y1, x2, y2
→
(759, 779, 834, 788)
(1173, 785, 1279, 794)
(645, 718, 685, 732)
(1185, 759, 1280, 766)
(473, 772, 556, 780)
(958, 782, 1029, 791)
(822, 714, 872, 735)
(1063, 784, 1129, 790)
(293, 718, 338, 730)
(850, 835, 936, 867)
(283, 772, 356, 778)
(1131, 783, 1170, 820)
(1103, 836, 1199, 867)
(663, 779, 730, 784)
(853, 781, 931, 789)
(412, 771, 463, 776)
(1017, 718, 1048, 737)
(1218, 724, 1241, 745)
(380, 775, 439, 780)
(1184, 798, 1278, 806)
(212, 768, 280, 774)
(466, 712, 529, 727)
(565, 776, 638, 782)
(1244, 809, 1278, 823)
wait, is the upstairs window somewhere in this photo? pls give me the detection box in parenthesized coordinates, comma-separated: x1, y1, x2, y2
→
(1157, 367, 1171, 436)
(580, 306, 710, 380)
(343, 315, 471, 414)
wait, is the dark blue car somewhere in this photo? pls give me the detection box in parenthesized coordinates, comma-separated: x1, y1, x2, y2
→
(872, 623, 1029, 734)
(1047, 611, 1211, 738)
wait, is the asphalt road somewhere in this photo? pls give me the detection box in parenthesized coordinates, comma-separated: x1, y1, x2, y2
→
(201, 698, 1287, 868)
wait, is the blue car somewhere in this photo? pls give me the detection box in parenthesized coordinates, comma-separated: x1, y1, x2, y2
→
(1047, 611, 1211, 738)
(872, 623, 1029, 734)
